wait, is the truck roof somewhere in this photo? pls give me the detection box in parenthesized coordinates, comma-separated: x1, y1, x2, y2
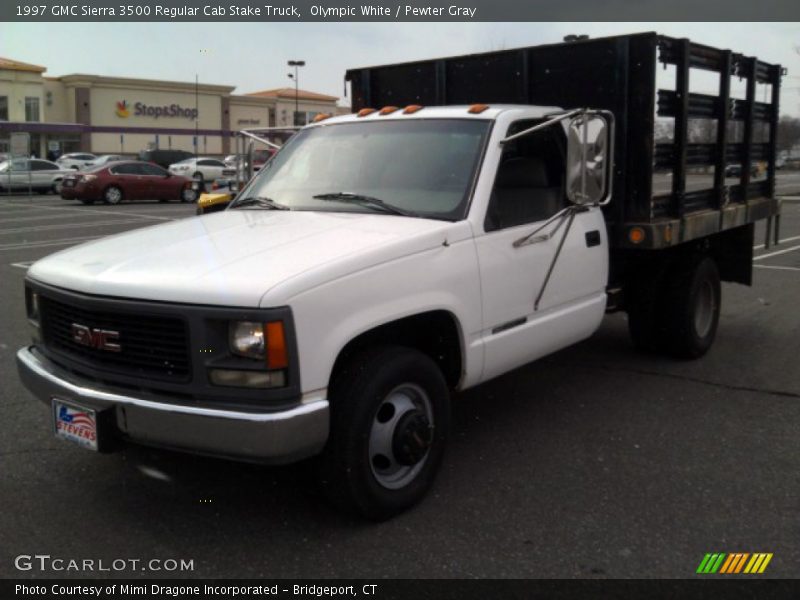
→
(309, 104, 564, 126)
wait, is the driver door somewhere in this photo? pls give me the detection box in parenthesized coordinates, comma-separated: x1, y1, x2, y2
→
(138, 162, 172, 199)
(474, 119, 608, 382)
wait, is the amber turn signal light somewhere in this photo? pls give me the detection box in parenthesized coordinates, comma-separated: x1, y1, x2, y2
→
(266, 321, 289, 370)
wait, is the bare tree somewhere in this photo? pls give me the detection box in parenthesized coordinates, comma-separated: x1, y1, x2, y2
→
(777, 115, 800, 154)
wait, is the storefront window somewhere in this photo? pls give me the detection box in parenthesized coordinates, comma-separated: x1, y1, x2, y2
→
(25, 97, 40, 122)
(0, 96, 8, 121)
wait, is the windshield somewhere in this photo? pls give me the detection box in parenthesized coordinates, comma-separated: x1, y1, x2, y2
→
(235, 119, 490, 220)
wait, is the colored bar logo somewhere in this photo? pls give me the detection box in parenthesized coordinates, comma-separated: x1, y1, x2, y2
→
(696, 553, 773, 574)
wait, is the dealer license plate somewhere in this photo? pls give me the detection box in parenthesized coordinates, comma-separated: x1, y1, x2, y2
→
(52, 398, 98, 451)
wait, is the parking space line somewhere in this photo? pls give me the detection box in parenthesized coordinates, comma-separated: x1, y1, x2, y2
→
(0, 218, 151, 235)
(1, 202, 177, 222)
(754, 264, 800, 272)
(0, 235, 104, 252)
(0, 212, 117, 224)
(753, 234, 800, 251)
(753, 243, 800, 261)
(0, 204, 42, 213)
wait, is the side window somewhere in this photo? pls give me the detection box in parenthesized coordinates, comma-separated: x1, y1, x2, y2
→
(31, 160, 55, 171)
(140, 163, 167, 176)
(485, 120, 567, 232)
(111, 164, 139, 175)
(198, 159, 221, 167)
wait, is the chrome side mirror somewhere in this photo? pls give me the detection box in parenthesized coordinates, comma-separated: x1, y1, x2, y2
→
(566, 112, 613, 206)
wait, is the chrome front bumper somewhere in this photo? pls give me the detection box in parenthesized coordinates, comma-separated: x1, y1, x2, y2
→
(16, 346, 329, 464)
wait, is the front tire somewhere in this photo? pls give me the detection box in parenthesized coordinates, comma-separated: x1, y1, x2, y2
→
(103, 185, 123, 205)
(318, 346, 450, 520)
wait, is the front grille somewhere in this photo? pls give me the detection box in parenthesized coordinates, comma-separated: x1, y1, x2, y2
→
(39, 295, 191, 381)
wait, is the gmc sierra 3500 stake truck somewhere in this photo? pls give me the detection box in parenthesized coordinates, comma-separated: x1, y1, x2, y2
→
(17, 33, 783, 519)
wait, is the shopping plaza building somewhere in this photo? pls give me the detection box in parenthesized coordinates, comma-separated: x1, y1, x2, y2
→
(0, 57, 342, 158)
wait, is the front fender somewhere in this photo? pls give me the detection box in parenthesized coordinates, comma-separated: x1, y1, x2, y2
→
(285, 233, 483, 394)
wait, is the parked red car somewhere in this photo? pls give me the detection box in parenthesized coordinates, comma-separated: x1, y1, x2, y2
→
(60, 161, 198, 204)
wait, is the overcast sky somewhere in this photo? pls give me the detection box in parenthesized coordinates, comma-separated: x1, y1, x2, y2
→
(3, 22, 799, 115)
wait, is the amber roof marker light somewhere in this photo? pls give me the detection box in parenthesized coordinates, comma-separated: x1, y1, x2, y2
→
(468, 104, 490, 114)
(357, 108, 376, 117)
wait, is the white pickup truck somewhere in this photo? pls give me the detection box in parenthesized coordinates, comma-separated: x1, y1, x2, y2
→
(17, 34, 783, 519)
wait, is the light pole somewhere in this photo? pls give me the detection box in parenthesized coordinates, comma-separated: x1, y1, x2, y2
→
(287, 60, 305, 126)
(195, 73, 199, 159)
(197, 48, 210, 159)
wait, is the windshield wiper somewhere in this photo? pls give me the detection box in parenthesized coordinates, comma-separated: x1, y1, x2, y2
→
(312, 192, 420, 218)
(230, 196, 290, 210)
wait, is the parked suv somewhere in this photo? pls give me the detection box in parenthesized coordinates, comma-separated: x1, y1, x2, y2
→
(138, 149, 194, 170)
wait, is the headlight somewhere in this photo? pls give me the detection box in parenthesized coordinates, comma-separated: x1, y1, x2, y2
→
(229, 321, 265, 359)
(228, 320, 289, 368)
(82, 174, 97, 182)
(218, 320, 289, 388)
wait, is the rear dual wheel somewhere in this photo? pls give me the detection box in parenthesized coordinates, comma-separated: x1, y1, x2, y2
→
(627, 255, 720, 359)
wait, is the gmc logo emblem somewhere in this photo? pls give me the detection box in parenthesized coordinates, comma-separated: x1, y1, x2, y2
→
(70, 323, 122, 352)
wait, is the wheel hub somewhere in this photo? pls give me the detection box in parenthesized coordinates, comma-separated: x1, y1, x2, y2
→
(368, 384, 434, 490)
(392, 410, 432, 466)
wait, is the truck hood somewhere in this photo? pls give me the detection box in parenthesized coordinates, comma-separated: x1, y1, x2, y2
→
(28, 210, 462, 307)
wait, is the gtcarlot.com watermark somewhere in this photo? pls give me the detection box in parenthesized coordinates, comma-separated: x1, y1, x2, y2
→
(14, 554, 194, 573)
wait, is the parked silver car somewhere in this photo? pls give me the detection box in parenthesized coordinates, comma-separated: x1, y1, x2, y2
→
(0, 159, 72, 194)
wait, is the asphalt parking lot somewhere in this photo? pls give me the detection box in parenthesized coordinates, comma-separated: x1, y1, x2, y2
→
(1, 182, 799, 579)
